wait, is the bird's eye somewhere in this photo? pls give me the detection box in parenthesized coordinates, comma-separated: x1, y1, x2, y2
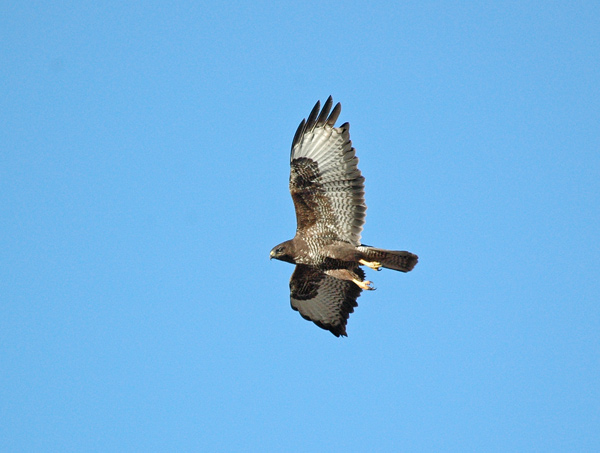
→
(276, 247, 284, 254)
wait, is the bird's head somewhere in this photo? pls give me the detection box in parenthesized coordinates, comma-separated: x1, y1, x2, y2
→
(269, 240, 296, 264)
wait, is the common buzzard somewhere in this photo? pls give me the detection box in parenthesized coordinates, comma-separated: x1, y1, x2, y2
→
(270, 97, 418, 336)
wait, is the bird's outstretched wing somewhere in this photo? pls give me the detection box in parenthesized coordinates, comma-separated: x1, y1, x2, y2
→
(289, 97, 366, 246)
(289, 265, 364, 337)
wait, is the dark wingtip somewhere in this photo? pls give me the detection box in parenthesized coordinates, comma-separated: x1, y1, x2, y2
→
(327, 102, 341, 126)
(316, 96, 333, 126)
(291, 97, 344, 156)
(330, 326, 347, 337)
(305, 99, 321, 131)
(291, 118, 306, 154)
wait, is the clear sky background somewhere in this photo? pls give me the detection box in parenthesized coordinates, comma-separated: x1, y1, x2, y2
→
(2, 2, 599, 451)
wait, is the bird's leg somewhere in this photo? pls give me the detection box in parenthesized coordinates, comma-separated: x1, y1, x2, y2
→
(359, 259, 382, 271)
(352, 278, 376, 291)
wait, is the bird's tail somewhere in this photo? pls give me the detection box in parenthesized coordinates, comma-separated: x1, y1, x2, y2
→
(357, 246, 418, 272)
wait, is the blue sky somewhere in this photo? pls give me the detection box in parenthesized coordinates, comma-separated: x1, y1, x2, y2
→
(1, 1, 599, 451)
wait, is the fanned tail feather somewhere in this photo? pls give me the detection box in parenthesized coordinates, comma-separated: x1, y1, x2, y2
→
(357, 246, 418, 272)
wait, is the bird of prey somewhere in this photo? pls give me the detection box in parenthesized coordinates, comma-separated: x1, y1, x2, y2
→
(270, 97, 418, 337)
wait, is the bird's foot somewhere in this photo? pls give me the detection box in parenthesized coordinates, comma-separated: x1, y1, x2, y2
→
(353, 279, 376, 291)
(359, 259, 382, 271)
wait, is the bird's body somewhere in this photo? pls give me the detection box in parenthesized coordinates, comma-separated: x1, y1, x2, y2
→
(270, 97, 417, 336)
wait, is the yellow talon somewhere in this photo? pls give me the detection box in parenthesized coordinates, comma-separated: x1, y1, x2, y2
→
(352, 279, 376, 291)
(359, 259, 382, 271)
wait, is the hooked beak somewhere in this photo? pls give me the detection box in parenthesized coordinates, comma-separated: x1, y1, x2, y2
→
(269, 250, 274, 260)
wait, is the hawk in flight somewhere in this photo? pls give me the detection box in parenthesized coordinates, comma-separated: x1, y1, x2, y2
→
(270, 97, 418, 336)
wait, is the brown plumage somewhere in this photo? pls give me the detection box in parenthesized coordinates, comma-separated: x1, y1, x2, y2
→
(270, 97, 418, 336)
